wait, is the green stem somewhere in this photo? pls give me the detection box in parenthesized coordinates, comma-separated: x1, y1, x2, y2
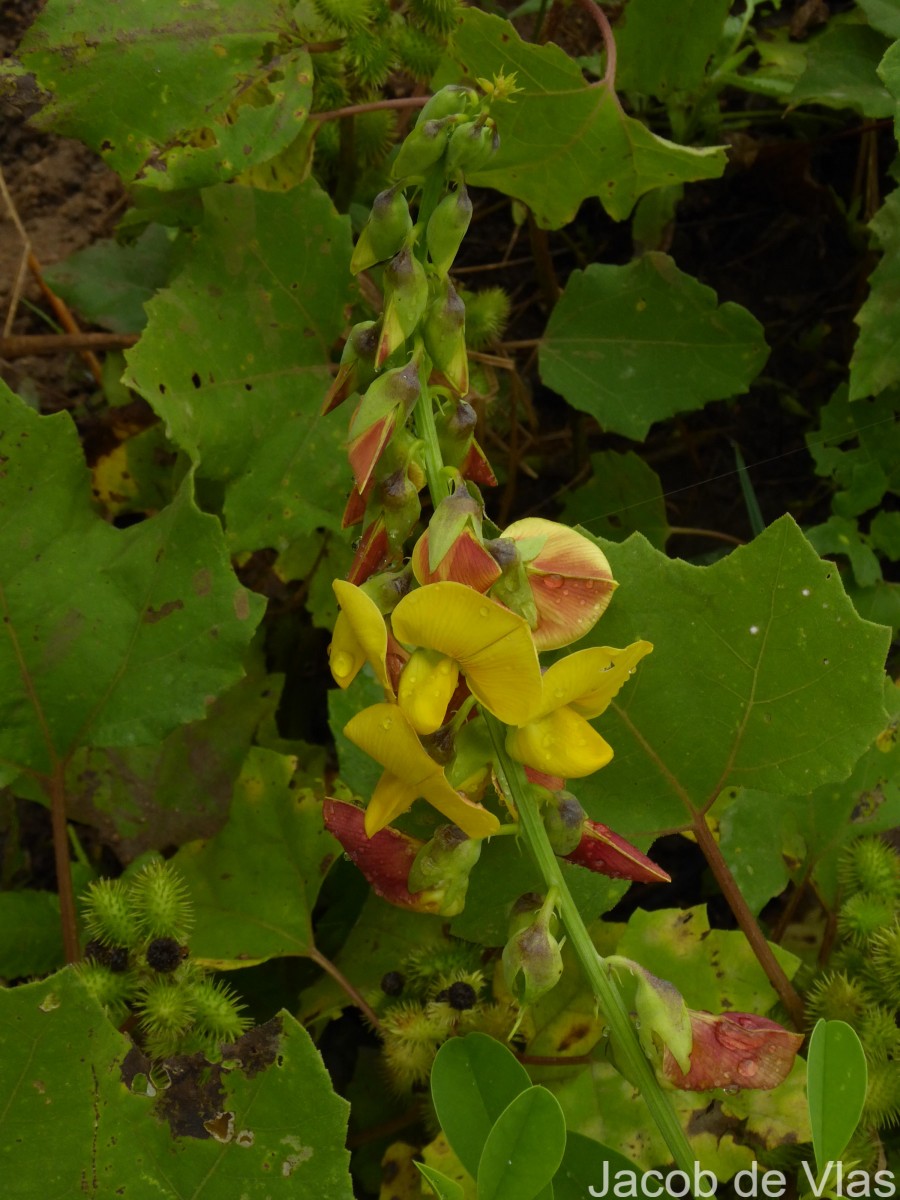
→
(484, 711, 697, 1177)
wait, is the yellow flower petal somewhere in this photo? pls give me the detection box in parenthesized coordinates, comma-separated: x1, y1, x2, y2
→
(391, 582, 542, 725)
(366, 771, 419, 835)
(538, 641, 653, 719)
(506, 707, 613, 778)
(344, 702, 500, 838)
(330, 579, 391, 690)
(398, 649, 460, 734)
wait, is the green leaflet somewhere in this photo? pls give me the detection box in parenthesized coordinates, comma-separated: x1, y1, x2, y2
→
(849, 172, 900, 401)
(124, 180, 354, 553)
(15, 0, 312, 190)
(0, 386, 264, 777)
(572, 517, 890, 835)
(441, 9, 727, 227)
(0, 970, 353, 1199)
(807, 1020, 868, 1174)
(540, 254, 769, 441)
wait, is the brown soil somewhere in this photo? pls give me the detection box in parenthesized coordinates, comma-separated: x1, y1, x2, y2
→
(1, 0, 125, 405)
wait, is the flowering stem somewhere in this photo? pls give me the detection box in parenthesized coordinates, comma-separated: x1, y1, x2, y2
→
(414, 372, 446, 511)
(484, 711, 696, 1178)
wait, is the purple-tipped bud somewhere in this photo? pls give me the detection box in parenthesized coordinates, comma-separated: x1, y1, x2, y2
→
(408, 824, 482, 917)
(392, 118, 453, 181)
(351, 186, 413, 274)
(485, 537, 519, 570)
(502, 895, 564, 1006)
(322, 319, 380, 414)
(445, 119, 498, 176)
(426, 183, 473, 277)
(378, 246, 429, 365)
(423, 278, 468, 396)
(543, 790, 587, 856)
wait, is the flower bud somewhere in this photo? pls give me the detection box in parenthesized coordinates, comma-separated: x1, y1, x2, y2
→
(426, 183, 473, 277)
(383, 478, 421, 555)
(408, 824, 482, 917)
(445, 119, 498, 176)
(322, 320, 380, 414)
(423, 278, 468, 396)
(543, 790, 587, 856)
(502, 894, 564, 1006)
(351, 186, 414, 275)
(392, 118, 452, 181)
(348, 361, 421, 492)
(417, 84, 476, 127)
(378, 246, 430, 365)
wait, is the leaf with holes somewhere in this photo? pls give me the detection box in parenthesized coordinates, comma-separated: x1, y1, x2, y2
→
(0, 387, 263, 780)
(540, 254, 769, 441)
(0, 968, 353, 1199)
(124, 180, 353, 553)
(570, 516, 890, 838)
(15, 0, 312, 190)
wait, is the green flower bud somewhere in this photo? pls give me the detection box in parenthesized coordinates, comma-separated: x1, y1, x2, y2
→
(392, 117, 452, 181)
(408, 824, 482, 917)
(417, 84, 477, 127)
(543, 790, 587, 856)
(383, 472, 422, 553)
(322, 319, 380, 414)
(445, 118, 498, 176)
(426, 183, 473, 277)
(502, 893, 564, 1005)
(351, 185, 413, 274)
(351, 360, 421, 438)
(422, 277, 468, 396)
(378, 246, 429, 365)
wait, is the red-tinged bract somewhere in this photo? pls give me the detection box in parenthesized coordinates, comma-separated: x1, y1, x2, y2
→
(564, 819, 671, 884)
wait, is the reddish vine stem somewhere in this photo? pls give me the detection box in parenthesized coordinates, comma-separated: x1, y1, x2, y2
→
(308, 944, 382, 1030)
(1, 332, 139, 359)
(573, 0, 618, 92)
(691, 816, 805, 1028)
(310, 96, 429, 124)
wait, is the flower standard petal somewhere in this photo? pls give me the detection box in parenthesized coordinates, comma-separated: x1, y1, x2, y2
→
(502, 517, 617, 650)
(391, 581, 542, 725)
(343, 703, 500, 838)
(538, 641, 653, 719)
(506, 707, 613, 778)
(662, 1011, 804, 1092)
(330, 580, 391, 690)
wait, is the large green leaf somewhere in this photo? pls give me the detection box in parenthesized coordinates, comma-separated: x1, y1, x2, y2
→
(0, 969, 353, 1199)
(173, 748, 338, 966)
(573, 517, 890, 836)
(857, 0, 900, 37)
(790, 22, 894, 117)
(849, 183, 900, 401)
(615, 0, 731, 97)
(540, 254, 769, 440)
(442, 10, 726, 227)
(15, 0, 312, 190)
(0, 388, 263, 778)
(617, 906, 799, 1014)
(124, 180, 353, 553)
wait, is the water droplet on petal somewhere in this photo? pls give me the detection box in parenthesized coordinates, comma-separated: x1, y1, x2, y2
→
(479, 606, 489, 617)
(737, 1058, 758, 1079)
(544, 574, 564, 590)
(381, 717, 393, 730)
(722, 1083, 740, 1095)
(331, 651, 353, 679)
